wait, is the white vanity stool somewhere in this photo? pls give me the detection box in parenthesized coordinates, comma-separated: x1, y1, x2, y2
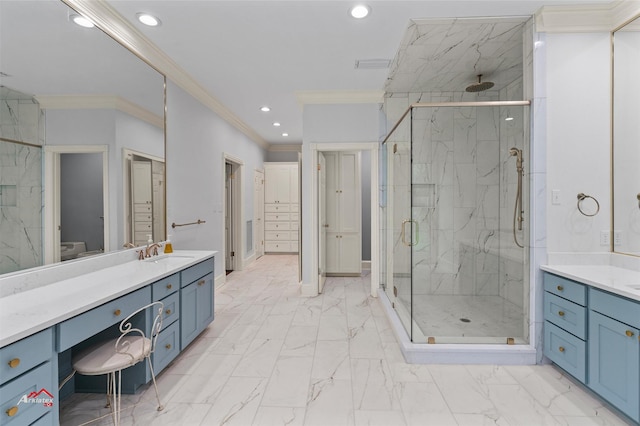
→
(71, 301, 165, 425)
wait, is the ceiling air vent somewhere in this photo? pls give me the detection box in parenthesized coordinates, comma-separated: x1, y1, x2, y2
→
(354, 59, 391, 70)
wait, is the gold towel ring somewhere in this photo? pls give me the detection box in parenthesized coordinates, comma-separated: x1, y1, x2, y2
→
(577, 193, 599, 217)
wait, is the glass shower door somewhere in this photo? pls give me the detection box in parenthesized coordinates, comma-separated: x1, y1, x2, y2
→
(388, 135, 413, 336)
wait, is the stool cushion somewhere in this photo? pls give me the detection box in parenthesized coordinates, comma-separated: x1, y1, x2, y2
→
(73, 336, 152, 376)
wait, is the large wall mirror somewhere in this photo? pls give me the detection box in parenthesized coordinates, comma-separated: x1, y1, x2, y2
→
(0, 0, 165, 274)
(613, 13, 640, 256)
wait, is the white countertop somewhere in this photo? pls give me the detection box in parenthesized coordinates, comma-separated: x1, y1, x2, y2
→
(540, 264, 640, 302)
(0, 250, 215, 348)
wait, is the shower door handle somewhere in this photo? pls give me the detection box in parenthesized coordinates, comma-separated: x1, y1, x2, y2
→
(401, 219, 419, 247)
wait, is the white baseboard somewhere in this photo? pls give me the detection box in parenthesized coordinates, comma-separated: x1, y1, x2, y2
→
(361, 260, 371, 270)
(300, 281, 318, 297)
(244, 253, 256, 269)
(214, 273, 226, 290)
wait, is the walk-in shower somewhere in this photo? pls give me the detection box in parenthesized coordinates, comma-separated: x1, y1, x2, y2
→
(380, 101, 530, 346)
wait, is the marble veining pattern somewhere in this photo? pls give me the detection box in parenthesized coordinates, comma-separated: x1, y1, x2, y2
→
(60, 255, 630, 425)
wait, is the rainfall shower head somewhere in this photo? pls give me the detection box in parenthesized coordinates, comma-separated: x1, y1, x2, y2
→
(465, 74, 494, 92)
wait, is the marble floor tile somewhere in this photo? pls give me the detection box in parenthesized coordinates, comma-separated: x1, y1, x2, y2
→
(58, 255, 631, 426)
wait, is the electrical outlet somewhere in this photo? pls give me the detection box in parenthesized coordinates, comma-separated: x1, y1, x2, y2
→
(552, 189, 561, 205)
(614, 230, 622, 246)
(600, 230, 610, 246)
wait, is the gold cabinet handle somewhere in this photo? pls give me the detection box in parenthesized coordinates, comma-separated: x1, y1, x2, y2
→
(558, 311, 565, 317)
(8, 358, 20, 368)
(198, 280, 205, 286)
(166, 284, 172, 290)
(166, 309, 172, 315)
(558, 346, 565, 353)
(6, 406, 18, 417)
(626, 330, 634, 337)
(557, 285, 564, 291)
(165, 344, 172, 350)
(114, 309, 121, 316)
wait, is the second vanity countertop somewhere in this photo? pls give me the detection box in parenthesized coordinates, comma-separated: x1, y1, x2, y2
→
(0, 250, 216, 348)
(540, 264, 640, 302)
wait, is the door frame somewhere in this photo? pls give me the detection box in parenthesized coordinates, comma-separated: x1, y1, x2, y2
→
(310, 142, 379, 297)
(44, 145, 109, 264)
(254, 169, 265, 259)
(221, 153, 244, 272)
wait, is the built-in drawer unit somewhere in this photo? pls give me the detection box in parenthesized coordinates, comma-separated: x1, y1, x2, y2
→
(544, 274, 586, 306)
(265, 222, 289, 231)
(181, 258, 215, 288)
(265, 204, 290, 213)
(152, 320, 180, 373)
(265, 242, 290, 252)
(0, 329, 52, 384)
(291, 203, 299, 213)
(134, 204, 152, 213)
(56, 287, 151, 352)
(265, 231, 290, 241)
(265, 213, 289, 222)
(544, 292, 587, 339)
(0, 361, 55, 426)
(544, 321, 586, 382)
(151, 273, 179, 300)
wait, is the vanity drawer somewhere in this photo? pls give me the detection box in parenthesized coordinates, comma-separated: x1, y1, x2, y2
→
(590, 288, 640, 328)
(544, 292, 586, 339)
(151, 273, 179, 300)
(265, 213, 289, 222)
(0, 361, 55, 426)
(543, 273, 586, 306)
(0, 329, 53, 385)
(56, 287, 151, 352)
(265, 222, 290, 231)
(160, 292, 180, 327)
(181, 258, 214, 287)
(152, 320, 180, 374)
(265, 231, 290, 241)
(544, 321, 586, 382)
(265, 204, 290, 213)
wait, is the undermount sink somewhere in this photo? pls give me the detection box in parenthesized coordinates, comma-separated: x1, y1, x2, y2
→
(144, 254, 195, 264)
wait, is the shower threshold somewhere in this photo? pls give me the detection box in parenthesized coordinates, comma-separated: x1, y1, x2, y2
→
(380, 291, 537, 364)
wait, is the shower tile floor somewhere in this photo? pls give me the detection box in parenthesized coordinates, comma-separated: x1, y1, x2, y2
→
(60, 255, 628, 425)
(402, 294, 524, 340)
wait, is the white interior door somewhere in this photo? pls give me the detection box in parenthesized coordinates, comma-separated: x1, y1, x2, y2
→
(319, 152, 327, 293)
(254, 170, 264, 259)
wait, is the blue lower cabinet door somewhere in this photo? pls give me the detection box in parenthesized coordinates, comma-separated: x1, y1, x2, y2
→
(588, 311, 640, 422)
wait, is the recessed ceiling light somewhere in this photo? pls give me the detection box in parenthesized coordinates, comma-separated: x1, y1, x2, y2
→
(70, 13, 95, 28)
(282, 133, 289, 137)
(260, 106, 271, 112)
(349, 5, 370, 19)
(273, 122, 281, 127)
(137, 13, 161, 27)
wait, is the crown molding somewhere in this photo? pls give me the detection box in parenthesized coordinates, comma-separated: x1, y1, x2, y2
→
(62, 0, 268, 149)
(535, 1, 640, 33)
(296, 90, 385, 106)
(268, 143, 302, 152)
(36, 95, 163, 128)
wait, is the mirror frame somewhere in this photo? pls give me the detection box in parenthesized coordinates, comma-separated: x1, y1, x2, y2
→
(611, 12, 640, 257)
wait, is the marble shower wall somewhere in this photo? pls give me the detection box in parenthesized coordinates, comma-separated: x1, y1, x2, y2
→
(0, 95, 44, 274)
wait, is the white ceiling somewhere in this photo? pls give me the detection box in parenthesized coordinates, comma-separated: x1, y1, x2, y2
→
(2, 1, 614, 147)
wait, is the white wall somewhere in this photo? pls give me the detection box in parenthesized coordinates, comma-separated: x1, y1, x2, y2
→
(301, 103, 381, 287)
(165, 81, 266, 279)
(545, 32, 611, 255)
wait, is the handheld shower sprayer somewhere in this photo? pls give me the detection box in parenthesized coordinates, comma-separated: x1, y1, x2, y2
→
(510, 147, 525, 248)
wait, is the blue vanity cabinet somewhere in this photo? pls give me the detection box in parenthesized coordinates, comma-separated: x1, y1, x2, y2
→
(588, 289, 640, 423)
(180, 258, 215, 349)
(0, 329, 57, 426)
(543, 274, 587, 381)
